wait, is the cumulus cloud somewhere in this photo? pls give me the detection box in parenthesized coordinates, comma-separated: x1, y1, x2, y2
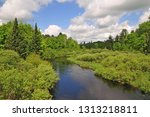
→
(0, 0, 150, 42)
(67, 20, 134, 42)
(139, 10, 150, 23)
(44, 24, 71, 37)
(76, 0, 150, 18)
(43, 0, 149, 42)
(0, 0, 52, 22)
(96, 15, 119, 28)
(44, 25, 62, 36)
(65, 0, 150, 42)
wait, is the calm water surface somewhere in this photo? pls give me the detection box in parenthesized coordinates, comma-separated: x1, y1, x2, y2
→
(52, 59, 150, 100)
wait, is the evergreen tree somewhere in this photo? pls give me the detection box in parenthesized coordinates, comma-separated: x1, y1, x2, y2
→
(5, 18, 19, 50)
(146, 32, 150, 54)
(31, 23, 41, 54)
(4, 18, 28, 58)
(148, 35, 150, 53)
(108, 35, 113, 50)
(115, 35, 119, 42)
(119, 29, 128, 44)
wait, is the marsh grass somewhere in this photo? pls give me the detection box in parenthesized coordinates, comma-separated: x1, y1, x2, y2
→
(68, 49, 150, 93)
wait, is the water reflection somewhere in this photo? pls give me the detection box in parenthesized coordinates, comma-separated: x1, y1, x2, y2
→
(52, 59, 150, 100)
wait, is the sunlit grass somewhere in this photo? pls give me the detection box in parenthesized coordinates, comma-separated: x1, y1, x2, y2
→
(68, 49, 150, 93)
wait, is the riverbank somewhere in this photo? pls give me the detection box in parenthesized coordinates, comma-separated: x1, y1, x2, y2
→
(52, 59, 150, 99)
(68, 49, 150, 93)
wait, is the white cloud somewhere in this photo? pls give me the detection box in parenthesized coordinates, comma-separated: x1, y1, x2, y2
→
(0, 0, 74, 23)
(44, 24, 71, 37)
(96, 15, 119, 28)
(44, 25, 62, 36)
(0, 19, 2, 25)
(71, 16, 85, 25)
(139, 10, 150, 23)
(76, 0, 150, 19)
(0, 0, 52, 22)
(67, 20, 134, 43)
(0, 0, 150, 42)
(43, 0, 149, 42)
(64, 0, 150, 42)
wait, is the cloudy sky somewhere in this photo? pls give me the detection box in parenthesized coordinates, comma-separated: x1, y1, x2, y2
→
(0, 0, 150, 42)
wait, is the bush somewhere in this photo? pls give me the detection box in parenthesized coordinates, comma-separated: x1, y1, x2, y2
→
(69, 49, 150, 93)
(0, 50, 21, 68)
(0, 50, 58, 99)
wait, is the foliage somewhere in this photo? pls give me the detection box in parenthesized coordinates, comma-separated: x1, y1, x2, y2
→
(41, 48, 80, 60)
(41, 33, 79, 50)
(0, 50, 58, 100)
(4, 18, 19, 50)
(31, 23, 41, 54)
(4, 18, 30, 58)
(0, 22, 13, 48)
(68, 49, 150, 93)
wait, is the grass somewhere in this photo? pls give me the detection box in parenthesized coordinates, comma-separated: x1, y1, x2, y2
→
(68, 49, 150, 93)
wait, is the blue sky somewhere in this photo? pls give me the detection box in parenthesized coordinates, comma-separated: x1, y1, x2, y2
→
(0, 0, 150, 42)
(33, 1, 142, 30)
(32, 1, 84, 30)
(118, 11, 144, 26)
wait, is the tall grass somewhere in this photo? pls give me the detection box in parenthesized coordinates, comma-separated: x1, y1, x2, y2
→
(68, 49, 150, 93)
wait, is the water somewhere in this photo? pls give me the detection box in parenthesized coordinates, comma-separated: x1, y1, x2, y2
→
(52, 59, 150, 100)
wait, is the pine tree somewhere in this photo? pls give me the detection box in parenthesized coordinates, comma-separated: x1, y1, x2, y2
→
(108, 35, 113, 50)
(31, 23, 41, 54)
(146, 32, 150, 54)
(5, 18, 19, 50)
(115, 35, 119, 42)
(120, 29, 128, 43)
(5, 18, 28, 58)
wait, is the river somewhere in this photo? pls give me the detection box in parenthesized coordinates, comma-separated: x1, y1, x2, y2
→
(52, 59, 150, 100)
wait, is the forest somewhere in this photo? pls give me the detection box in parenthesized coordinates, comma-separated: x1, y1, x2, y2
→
(0, 18, 150, 99)
(81, 19, 150, 54)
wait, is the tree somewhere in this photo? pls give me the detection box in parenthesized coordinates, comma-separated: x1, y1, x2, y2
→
(115, 35, 119, 42)
(120, 29, 128, 42)
(4, 18, 28, 58)
(145, 32, 150, 54)
(0, 22, 13, 48)
(107, 35, 113, 50)
(5, 18, 19, 50)
(31, 23, 41, 54)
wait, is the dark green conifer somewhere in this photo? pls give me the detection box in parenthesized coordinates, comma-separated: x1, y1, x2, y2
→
(31, 23, 41, 54)
(5, 18, 19, 50)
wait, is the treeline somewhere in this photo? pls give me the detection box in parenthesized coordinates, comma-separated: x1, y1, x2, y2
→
(81, 19, 150, 54)
(0, 18, 79, 58)
(41, 33, 80, 59)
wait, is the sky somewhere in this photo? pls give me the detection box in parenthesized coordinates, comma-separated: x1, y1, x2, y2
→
(0, 0, 150, 43)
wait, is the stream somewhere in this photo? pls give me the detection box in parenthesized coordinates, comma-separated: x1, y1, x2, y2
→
(52, 59, 150, 100)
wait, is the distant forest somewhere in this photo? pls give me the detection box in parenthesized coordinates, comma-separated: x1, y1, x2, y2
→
(81, 17, 150, 54)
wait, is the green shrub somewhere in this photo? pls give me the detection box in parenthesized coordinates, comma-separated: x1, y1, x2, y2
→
(69, 49, 150, 93)
(0, 50, 21, 67)
(0, 50, 58, 100)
